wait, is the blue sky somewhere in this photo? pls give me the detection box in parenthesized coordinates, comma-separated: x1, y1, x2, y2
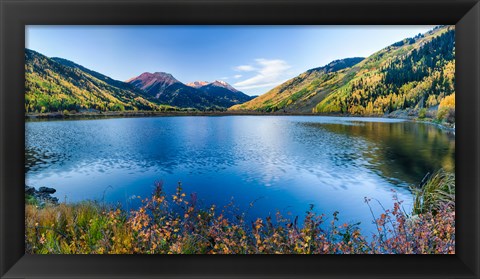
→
(26, 25, 434, 96)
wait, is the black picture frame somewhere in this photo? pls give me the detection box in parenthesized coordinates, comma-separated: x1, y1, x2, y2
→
(1, 0, 479, 278)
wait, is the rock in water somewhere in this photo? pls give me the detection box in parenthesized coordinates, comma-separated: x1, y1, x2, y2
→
(25, 185, 36, 195)
(25, 185, 58, 205)
(38, 186, 56, 194)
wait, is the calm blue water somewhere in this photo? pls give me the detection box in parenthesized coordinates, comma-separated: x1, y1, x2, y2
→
(25, 116, 455, 234)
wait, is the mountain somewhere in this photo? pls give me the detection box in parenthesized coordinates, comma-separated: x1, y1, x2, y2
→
(127, 74, 253, 109)
(27, 26, 453, 116)
(187, 80, 254, 107)
(186, 81, 209, 88)
(187, 80, 241, 93)
(306, 57, 365, 74)
(207, 80, 240, 93)
(126, 72, 180, 96)
(52, 57, 144, 94)
(25, 49, 167, 113)
(230, 25, 455, 117)
(229, 57, 364, 113)
(25, 49, 254, 113)
(126, 73, 218, 109)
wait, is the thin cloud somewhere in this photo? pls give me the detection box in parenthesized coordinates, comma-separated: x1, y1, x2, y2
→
(233, 59, 291, 90)
(235, 65, 256, 72)
(233, 74, 242, 79)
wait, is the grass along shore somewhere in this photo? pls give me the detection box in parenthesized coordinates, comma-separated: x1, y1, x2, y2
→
(25, 170, 455, 254)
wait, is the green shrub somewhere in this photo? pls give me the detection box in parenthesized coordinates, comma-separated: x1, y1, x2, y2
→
(418, 108, 427, 119)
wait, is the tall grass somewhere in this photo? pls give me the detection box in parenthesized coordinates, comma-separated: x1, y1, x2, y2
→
(25, 176, 455, 254)
(412, 169, 455, 215)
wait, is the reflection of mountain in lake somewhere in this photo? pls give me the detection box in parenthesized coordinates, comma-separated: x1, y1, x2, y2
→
(305, 121, 455, 186)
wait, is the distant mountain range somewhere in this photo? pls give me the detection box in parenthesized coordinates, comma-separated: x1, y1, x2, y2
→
(126, 73, 253, 109)
(230, 25, 455, 116)
(187, 80, 253, 108)
(25, 50, 253, 113)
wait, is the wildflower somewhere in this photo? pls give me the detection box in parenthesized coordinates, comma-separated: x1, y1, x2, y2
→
(39, 233, 46, 244)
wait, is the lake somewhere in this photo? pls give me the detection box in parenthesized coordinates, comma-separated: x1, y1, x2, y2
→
(25, 116, 455, 235)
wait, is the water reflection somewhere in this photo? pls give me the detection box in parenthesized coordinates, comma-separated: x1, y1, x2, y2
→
(305, 121, 455, 186)
(25, 116, 455, 235)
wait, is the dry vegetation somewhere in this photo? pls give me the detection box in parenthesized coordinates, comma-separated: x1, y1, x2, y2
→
(25, 170, 455, 254)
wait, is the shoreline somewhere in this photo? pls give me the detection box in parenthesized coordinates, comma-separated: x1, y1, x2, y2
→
(25, 110, 455, 132)
(413, 119, 455, 133)
(26, 110, 385, 119)
(25, 110, 291, 120)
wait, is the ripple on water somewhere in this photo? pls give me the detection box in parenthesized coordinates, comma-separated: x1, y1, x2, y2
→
(25, 116, 454, 235)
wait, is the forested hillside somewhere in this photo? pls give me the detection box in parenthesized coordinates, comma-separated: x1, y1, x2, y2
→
(315, 26, 455, 116)
(25, 49, 168, 113)
(229, 57, 364, 113)
(230, 26, 455, 121)
(25, 49, 253, 113)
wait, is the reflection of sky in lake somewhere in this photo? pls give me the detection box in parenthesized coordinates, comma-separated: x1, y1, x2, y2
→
(25, 116, 455, 235)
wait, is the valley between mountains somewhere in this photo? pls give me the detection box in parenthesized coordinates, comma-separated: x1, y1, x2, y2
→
(25, 25, 455, 123)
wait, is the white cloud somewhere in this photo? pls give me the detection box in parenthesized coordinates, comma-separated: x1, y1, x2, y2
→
(233, 59, 291, 90)
(235, 65, 256, 72)
(233, 74, 242, 79)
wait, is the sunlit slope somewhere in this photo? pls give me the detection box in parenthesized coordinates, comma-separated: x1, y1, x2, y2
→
(25, 49, 166, 113)
(230, 25, 455, 115)
(314, 26, 454, 115)
(229, 58, 364, 113)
